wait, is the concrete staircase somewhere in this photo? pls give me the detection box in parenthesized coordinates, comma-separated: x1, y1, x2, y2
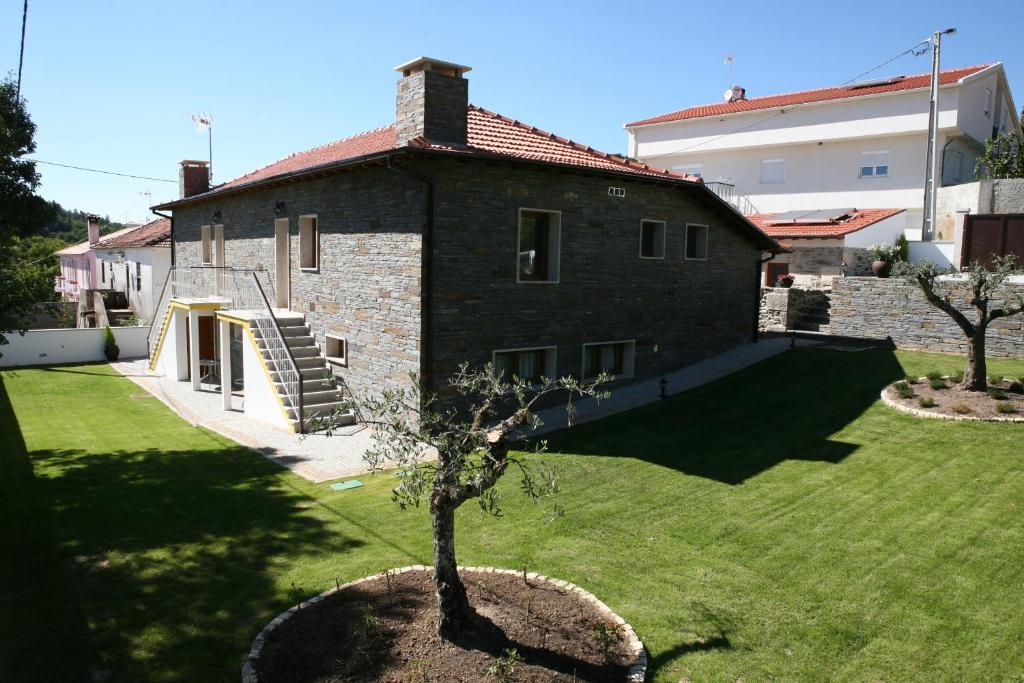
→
(793, 293, 832, 333)
(254, 312, 356, 432)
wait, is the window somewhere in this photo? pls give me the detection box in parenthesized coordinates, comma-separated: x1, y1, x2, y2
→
(673, 164, 703, 178)
(517, 209, 560, 283)
(639, 219, 666, 259)
(135, 261, 142, 292)
(201, 225, 212, 265)
(493, 346, 556, 383)
(760, 159, 786, 184)
(608, 187, 626, 198)
(685, 223, 709, 260)
(100, 261, 106, 283)
(582, 340, 635, 380)
(299, 215, 319, 271)
(214, 224, 224, 268)
(325, 333, 347, 366)
(860, 150, 890, 178)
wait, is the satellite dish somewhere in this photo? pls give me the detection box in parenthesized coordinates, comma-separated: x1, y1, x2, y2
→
(723, 88, 735, 102)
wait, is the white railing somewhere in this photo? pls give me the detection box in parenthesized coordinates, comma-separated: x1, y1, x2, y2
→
(705, 181, 760, 215)
(147, 270, 173, 356)
(148, 266, 304, 432)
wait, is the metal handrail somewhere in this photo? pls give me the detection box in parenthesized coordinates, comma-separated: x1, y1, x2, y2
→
(250, 272, 304, 434)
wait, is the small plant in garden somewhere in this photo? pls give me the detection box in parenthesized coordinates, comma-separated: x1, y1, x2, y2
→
(926, 371, 943, 381)
(951, 402, 972, 415)
(362, 604, 381, 635)
(918, 397, 936, 409)
(593, 622, 621, 664)
(987, 387, 1008, 400)
(929, 378, 947, 390)
(486, 648, 521, 683)
(102, 325, 120, 361)
(894, 381, 914, 399)
(996, 402, 1018, 415)
(904, 375, 919, 384)
(950, 371, 964, 384)
(1009, 381, 1024, 394)
(988, 374, 1005, 386)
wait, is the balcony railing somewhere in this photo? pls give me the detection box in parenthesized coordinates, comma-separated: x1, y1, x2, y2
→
(704, 181, 759, 215)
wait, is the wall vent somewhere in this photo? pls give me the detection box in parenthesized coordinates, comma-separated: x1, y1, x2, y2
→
(608, 187, 626, 198)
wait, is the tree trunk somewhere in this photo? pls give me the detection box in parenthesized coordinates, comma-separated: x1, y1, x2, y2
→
(431, 495, 470, 639)
(962, 325, 988, 391)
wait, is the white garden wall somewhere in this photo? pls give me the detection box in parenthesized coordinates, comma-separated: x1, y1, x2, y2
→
(0, 326, 149, 368)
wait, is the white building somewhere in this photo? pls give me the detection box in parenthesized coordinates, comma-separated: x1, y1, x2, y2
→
(92, 218, 172, 323)
(626, 63, 1019, 269)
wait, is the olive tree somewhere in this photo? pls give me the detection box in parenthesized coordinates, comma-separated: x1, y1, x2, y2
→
(311, 364, 609, 639)
(895, 256, 1023, 391)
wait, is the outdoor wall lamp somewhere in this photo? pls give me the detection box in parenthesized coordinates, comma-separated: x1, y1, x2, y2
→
(212, 210, 222, 222)
(274, 201, 286, 217)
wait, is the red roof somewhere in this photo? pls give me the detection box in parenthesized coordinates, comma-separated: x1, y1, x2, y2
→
(212, 105, 696, 196)
(747, 208, 905, 238)
(625, 64, 993, 128)
(96, 218, 171, 248)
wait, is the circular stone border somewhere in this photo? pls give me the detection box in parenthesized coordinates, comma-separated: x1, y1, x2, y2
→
(880, 380, 1024, 423)
(242, 565, 647, 683)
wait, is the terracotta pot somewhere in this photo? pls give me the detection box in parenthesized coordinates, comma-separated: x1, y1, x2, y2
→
(872, 260, 891, 278)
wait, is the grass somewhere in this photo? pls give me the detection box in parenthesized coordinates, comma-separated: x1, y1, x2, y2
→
(2, 350, 1023, 682)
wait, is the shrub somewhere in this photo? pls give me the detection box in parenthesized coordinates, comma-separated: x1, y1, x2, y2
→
(1009, 381, 1024, 394)
(894, 381, 915, 399)
(925, 371, 943, 381)
(918, 397, 936, 408)
(905, 375, 920, 385)
(950, 371, 964, 384)
(996, 402, 1018, 415)
(929, 378, 947, 390)
(951, 402, 972, 414)
(988, 374, 1004, 386)
(987, 387, 1008, 400)
(102, 325, 120, 362)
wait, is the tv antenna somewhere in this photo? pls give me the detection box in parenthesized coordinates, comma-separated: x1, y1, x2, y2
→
(724, 53, 735, 88)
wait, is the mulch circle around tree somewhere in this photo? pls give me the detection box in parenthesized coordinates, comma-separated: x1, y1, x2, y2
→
(882, 377, 1024, 422)
(248, 567, 645, 682)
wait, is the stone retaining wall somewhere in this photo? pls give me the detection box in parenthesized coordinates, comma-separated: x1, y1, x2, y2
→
(759, 286, 829, 332)
(830, 277, 1024, 357)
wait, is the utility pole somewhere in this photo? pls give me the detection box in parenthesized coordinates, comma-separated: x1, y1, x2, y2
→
(922, 28, 956, 241)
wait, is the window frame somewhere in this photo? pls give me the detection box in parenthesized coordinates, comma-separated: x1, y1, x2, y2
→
(516, 208, 561, 284)
(859, 150, 890, 178)
(491, 345, 558, 384)
(135, 261, 142, 292)
(299, 214, 319, 272)
(638, 219, 667, 260)
(685, 223, 710, 261)
(325, 333, 347, 367)
(581, 340, 636, 381)
(759, 158, 786, 184)
(200, 225, 212, 265)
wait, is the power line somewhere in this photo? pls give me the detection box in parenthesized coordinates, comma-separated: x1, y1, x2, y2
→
(16, 0, 27, 98)
(662, 37, 933, 156)
(28, 159, 176, 183)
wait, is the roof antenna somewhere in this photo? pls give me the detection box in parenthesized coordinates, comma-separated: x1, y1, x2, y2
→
(724, 53, 735, 90)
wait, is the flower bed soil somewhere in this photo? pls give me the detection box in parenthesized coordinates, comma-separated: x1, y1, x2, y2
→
(253, 568, 639, 682)
(883, 377, 1024, 421)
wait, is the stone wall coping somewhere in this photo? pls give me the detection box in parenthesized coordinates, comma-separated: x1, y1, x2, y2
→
(241, 565, 648, 682)
(880, 382, 1024, 423)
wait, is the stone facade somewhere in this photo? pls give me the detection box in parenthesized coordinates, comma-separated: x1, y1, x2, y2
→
(769, 241, 873, 288)
(758, 286, 829, 332)
(830, 276, 1024, 357)
(395, 70, 468, 147)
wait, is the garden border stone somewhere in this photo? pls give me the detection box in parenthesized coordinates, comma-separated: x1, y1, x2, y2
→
(880, 382, 1024, 423)
(242, 565, 647, 682)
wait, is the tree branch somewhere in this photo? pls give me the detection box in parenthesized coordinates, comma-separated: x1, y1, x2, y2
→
(916, 273, 976, 337)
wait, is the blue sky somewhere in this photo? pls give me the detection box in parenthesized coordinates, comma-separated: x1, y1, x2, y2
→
(4, 0, 1023, 224)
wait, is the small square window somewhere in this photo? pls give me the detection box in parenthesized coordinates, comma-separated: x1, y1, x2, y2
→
(860, 151, 890, 178)
(685, 224, 709, 260)
(325, 334, 346, 366)
(201, 225, 212, 265)
(517, 209, 560, 283)
(493, 346, 556, 383)
(760, 159, 786, 184)
(582, 340, 635, 380)
(299, 215, 319, 271)
(639, 220, 666, 259)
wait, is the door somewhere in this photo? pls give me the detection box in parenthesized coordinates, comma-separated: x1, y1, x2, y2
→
(274, 218, 289, 309)
(766, 262, 789, 287)
(962, 214, 1024, 269)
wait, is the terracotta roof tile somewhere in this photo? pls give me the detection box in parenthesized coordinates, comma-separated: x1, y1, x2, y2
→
(95, 218, 171, 248)
(625, 64, 993, 127)
(747, 208, 905, 238)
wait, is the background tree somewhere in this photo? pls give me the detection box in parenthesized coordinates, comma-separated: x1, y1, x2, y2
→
(1, 76, 58, 352)
(312, 365, 609, 640)
(974, 131, 1024, 180)
(895, 256, 1024, 391)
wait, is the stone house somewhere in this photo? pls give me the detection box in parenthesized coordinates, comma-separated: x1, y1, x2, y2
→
(749, 208, 906, 287)
(148, 57, 782, 432)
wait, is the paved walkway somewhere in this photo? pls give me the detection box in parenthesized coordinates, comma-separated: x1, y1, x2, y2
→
(111, 358, 374, 483)
(533, 337, 808, 436)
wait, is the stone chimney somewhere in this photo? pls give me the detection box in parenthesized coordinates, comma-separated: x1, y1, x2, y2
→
(86, 214, 101, 245)
(179, 160, 210, 198)
(394, 57, 471, 147)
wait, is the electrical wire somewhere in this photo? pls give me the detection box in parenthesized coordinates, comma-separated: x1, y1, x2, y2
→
(660, 37, 934, 156)
(27, 159, 176, 183)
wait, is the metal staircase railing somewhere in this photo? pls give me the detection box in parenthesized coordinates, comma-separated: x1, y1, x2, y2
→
(704, 180, 760, 215)
(147, 269, 173, 356)
(248, 273, 304, 433)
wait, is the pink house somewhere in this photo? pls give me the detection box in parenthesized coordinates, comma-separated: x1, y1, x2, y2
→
(54, 214, 133, 303)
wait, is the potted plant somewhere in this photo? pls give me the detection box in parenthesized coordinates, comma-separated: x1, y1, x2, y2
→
(776, 273, 796, 288)
(868, 243, 899, 278)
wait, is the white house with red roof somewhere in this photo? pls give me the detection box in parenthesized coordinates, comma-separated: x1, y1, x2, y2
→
(625, 63, 1019, 270)
(91, 217, 172, 322)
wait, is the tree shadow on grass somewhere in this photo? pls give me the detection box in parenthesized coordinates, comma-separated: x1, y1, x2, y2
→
(0, 381, 364, 682)
(545, 348, 907, 485)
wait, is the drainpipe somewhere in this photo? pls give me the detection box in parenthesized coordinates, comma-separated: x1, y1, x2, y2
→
(386, 155, 435, 397)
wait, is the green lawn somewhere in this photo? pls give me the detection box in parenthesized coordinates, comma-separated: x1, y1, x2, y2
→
(1, 349, 1023, 682)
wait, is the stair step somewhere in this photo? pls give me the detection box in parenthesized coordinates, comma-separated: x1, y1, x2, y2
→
(286, 402, 350, 419)
(281, 388, 342, 406)
(271, 366, 332, 380)
(291, 409, 356, 432)
(261, 344, 319, 358)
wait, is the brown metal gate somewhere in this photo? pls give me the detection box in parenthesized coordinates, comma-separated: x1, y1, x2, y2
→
(961, 214, 1024, 269)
